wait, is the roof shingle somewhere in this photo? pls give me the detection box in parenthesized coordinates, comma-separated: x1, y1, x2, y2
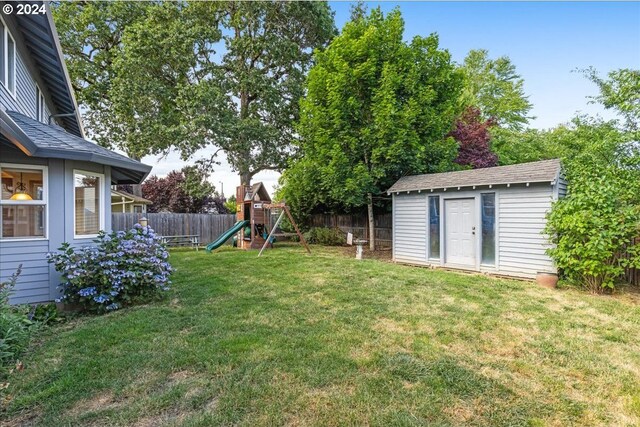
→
(387, 159, 562, 193)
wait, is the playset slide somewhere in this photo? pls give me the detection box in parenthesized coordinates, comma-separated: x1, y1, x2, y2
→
(205, 220, 249, 252)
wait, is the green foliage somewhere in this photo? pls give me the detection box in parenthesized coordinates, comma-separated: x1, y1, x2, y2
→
(493, 116, 638, 167)
(281, 7, 463, 223)
(55, 1, 335, 182)
(545, 164, 640, 292)
(0, 266, 34, 376)
(303, 227, 346, 246)
(581, 67, 640, 132)
(48, 226, 172, 313)
(460, 49, 533, 131)
(224, 195, 237, 214)
(52, 1, 157, 154)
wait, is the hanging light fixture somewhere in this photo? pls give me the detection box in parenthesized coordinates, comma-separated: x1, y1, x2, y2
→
(9, 173, 33, 201)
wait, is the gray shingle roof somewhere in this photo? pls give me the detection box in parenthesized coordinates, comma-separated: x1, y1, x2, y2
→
(2, 109, 151, 184)
(387, 159, 562, 193)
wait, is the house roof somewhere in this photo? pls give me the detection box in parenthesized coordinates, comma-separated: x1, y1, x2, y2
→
(0, 109, 151, 184)
(387, 159, 562, 193)
(244, 182, 271, 202)
(111, 189, 152, 204)
(11, 3, 84, 137)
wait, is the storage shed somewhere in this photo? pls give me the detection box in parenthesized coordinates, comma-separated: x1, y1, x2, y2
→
(388, 159, 565, 279)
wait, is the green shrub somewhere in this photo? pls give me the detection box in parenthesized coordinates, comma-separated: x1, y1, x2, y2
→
(0, 266, 34, 376)
(303, 227, 346, 246)
(545, 165, 640, 292)
(47, 225, 173, 313)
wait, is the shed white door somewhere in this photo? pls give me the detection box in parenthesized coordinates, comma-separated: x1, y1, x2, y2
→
(445, 198, 476, 266)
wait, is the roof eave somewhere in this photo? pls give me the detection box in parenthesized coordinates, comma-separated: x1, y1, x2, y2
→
(387, 179, 556, 194)
(44, 2, 85, 138)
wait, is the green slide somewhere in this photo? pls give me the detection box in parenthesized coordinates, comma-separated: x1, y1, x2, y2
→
(205, 220, 249, 253)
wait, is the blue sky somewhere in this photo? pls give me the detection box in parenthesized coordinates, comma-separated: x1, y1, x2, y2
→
(144, 1, 640, 194)
(331, 1, 640, 128)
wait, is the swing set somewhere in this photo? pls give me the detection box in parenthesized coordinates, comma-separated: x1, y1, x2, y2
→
(226, 182, 310, 256)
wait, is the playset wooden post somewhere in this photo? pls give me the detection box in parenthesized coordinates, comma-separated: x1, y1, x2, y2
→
(235, 183, 309, 254)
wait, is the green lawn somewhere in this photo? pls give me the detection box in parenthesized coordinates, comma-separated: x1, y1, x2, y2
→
(3, 245, 640, 426)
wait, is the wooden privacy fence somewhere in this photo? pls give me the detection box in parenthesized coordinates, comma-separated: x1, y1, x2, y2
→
(624, 237, 640, 287)
(112, 213, 237, 245)
(310, 213, 393, 249)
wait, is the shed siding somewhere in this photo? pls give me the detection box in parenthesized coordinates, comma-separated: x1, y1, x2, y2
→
(393, 192, 427, 264)
(557, 175, 568, 198)
(498, 185, 555, 278)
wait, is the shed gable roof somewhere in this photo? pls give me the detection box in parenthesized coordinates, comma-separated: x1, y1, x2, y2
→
(388, 159, 562, 193)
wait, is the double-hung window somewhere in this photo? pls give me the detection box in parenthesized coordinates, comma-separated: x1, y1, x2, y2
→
(74, 171, 104, 238)
(0, 16, 16, 96)
(0, 164, 47, 239)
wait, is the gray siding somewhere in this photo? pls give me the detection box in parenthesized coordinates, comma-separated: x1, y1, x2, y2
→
(0, 240, 50, 304)
(0, 143, 114, 303)
(557, 175, 568, 198)
(498, 185, 556, 278)
(0, 13, 53, 120)
(392, 183, 558, 280)
(393, 192, 428, 264)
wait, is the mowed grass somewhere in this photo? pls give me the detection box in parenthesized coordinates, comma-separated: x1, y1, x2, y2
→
(3, 245, 640, 426)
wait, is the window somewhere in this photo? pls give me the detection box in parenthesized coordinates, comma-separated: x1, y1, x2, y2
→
(0, 165, 46, 239)
(0, 16, 16, 95)
(429, 196, 440, 259)
(133, 205, 143, 214)
(481, 193, 496, 265)
(36, 86, 46, 122)
(74, 171, 104, 237)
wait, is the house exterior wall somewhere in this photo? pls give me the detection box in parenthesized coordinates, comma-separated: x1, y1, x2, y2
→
(0, 141, 113, 304)
(0, 13, 57, 122)
(392, 182, 559, 279)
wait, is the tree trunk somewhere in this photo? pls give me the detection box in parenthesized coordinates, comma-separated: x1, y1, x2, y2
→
(367, 193, 375, 251)
(240, 171, 252, 186)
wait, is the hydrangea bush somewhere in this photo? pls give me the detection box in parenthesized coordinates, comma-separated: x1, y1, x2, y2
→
(47, 225, 172, 313)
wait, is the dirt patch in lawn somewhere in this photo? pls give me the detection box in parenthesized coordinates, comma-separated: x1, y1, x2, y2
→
(67, 391, 122, 417)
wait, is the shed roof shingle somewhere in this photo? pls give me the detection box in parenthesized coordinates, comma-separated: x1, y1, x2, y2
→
(387, 159, 562, 193)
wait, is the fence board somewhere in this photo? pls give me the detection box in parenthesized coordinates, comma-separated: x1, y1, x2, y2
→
(112, 213, 237, 245)
(624, 237, 640, 287)
(310, 213, 392, 249)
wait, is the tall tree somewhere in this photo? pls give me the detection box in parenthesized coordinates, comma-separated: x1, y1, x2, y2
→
(581, 67, 640, 132)
(52, 1, 156, 152)
(142, 167, 224, 214)
(54, 1, 336, 185)
(460, 49, 533, 130)
(450, 107, 498, 169)
(283, 8, 463, 249)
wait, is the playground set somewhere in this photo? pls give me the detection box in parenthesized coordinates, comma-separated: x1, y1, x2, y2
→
(205, 183, 310, 255)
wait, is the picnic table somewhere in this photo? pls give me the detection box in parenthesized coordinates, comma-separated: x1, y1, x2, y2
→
(160, 235, 200, 250)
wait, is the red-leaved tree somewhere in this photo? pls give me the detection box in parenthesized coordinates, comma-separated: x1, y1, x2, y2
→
(141, 168, 227, 214)
(450, 107, 498, 169)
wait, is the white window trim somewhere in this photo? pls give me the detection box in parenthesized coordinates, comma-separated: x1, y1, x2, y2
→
(36, 85, 45, 122)
(479, 191, 497, 267)
(73, 169, 106, 239)
(0, 15, 17, 99)
(0, 163, 48, 241)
